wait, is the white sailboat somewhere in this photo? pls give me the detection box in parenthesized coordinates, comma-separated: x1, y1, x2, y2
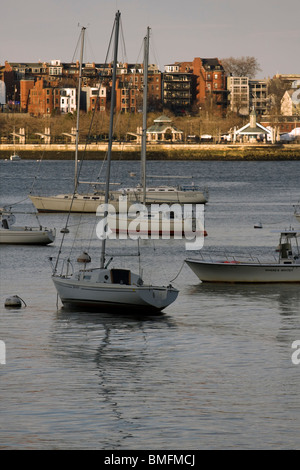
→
(108, 29, 206, 240)
(0, 208, 55, 245)
(29, 28, 207, 214)
(29, 27, 109, 214)
(185, 229, 300, 283)
(112, 182, 208, 205)
(51, 13, 179, 313)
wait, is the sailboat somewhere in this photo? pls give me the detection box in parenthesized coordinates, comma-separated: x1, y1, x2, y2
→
(29, 27, 110, 214)
(113, 181, 208, 205)
(108, 28, 206, 240)
(51, 12, 179, 313)
(0, 207, 55, 245)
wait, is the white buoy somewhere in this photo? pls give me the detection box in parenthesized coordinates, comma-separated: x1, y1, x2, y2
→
(4, 295, 26, 308)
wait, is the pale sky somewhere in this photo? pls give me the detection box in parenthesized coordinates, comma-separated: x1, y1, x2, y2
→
(2, 0, 300, 79)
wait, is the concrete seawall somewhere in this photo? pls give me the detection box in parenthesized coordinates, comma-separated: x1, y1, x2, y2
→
(1, 143, 300, 160)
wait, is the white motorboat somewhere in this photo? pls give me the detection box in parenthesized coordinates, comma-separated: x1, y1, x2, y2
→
(10, 155, 21, 161)
(51, 17, 179, 313)
(185, 229, 300, 283)
(0, 209, 55, 245)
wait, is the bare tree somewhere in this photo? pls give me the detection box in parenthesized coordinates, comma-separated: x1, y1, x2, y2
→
(221, 56, 261, 79)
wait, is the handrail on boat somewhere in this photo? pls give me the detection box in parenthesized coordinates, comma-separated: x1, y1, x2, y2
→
(197, 250, 279, 265)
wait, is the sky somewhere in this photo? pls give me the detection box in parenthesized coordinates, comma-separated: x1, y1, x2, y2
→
(1, 0, 300, 79)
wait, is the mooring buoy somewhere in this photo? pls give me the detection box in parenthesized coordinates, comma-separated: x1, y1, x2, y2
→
(4, 295, 26, 308)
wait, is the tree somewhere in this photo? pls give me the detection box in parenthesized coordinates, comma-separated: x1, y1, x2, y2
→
(221, 56, 261, 79)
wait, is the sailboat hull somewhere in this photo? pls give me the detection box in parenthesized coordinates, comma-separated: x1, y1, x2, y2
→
(0, 227, 55, 245)
(29, 191, 207, 213)
(52, 275, 178, 313)
(29, 194, 106, 213)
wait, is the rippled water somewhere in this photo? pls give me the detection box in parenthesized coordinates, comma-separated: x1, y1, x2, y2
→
(0, 159, 300, 449)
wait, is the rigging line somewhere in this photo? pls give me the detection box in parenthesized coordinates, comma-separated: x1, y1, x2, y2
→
(170, 260, 185, 282)
(71, 25, 84, 63)
(105, 16, 116, 64)
(59, 19, 119, 261)
(119, 18, 127, 63)
(28, 149, 47, 195)
(149, 30, 161, 71)
(6, 149, 46, 209)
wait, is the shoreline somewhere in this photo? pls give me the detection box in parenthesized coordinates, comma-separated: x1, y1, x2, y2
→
(1, 143, 300, 160)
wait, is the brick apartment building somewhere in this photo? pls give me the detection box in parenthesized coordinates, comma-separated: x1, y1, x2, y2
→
(113, 63, 162, 113)
(163, 57, 228, 114)
(1, 60, 299, 126)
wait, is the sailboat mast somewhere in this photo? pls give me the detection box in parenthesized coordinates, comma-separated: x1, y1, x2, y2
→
(100, 10, 121, 269)
(141, 27, 150, 204)
(74, 26, 86, 192)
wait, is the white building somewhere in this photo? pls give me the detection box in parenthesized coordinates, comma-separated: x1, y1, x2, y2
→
(0, 80, 6, 106)
(60, 88, 76, 114)
(82, 85, 106, 112)
(227, 76, 249, 116)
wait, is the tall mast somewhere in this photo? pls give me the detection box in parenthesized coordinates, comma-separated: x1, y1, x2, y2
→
(141, 27, 150, 204)
(100, 11, 120, 269)
(74, 26, 86, 192)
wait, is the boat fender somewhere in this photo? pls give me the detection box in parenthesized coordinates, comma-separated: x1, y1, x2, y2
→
(5, 295, 27, 308)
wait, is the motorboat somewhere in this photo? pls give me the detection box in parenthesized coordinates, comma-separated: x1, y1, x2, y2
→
(51, 18, 179, 313)
(185, 229, 300, 283)
(10, 155, 21, 161)
(0, 209, 55, 245)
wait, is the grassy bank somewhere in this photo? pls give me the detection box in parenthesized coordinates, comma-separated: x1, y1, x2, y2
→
(1, 144, 300, 161)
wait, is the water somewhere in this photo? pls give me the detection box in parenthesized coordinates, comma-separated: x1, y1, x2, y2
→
(0, 159, 300, 450)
